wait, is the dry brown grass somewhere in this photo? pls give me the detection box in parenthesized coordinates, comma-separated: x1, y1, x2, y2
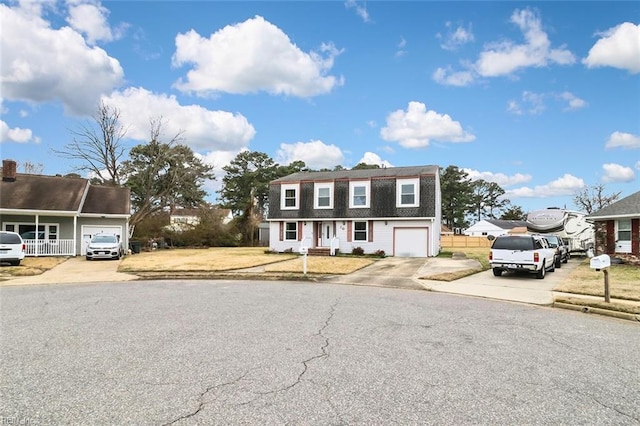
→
(553, 258, 640, 301)
(0, 257, 69, 277)
(118, 247, 298, 272)
(264, 256, 375, 274)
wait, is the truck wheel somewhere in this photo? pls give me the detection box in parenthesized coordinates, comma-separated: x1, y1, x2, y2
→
(536, 262, 546, 279)
(492, 268, 503, 277)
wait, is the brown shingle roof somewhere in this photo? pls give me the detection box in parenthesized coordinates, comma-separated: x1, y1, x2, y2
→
(81, 185, 130, 215)
(0, 173, 88, 211)
(0, 173, 130, 215)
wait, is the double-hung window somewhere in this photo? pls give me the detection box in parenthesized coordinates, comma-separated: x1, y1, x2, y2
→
(281, 184, 299, 210)
(353, 221, 368, 241)
(285, 222, 297, 241)
(617, 219, 631, 242)
(314, 182, 334, 209)
(396, 178, 419, 207)
(349, 181, 370, 208)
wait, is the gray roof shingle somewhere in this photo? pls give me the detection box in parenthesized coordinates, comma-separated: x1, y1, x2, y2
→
(586, 190, 640, 220)
(272, 165, 439, 183)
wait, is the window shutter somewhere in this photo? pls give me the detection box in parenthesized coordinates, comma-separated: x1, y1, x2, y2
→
(298, 221, 303, 241)
(368, 221, 373, 242)
(279, 222, 283, 241)
(347, 221, 352, 242)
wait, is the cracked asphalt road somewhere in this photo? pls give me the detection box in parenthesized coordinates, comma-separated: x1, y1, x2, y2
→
(1, 280, 639, 425)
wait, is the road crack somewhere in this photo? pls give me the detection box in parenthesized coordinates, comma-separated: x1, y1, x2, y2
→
(162, 370, 251, 425)
(259, 300, 338, 396)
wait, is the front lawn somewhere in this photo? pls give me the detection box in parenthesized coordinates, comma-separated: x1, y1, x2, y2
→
(553, 258, 640, 301)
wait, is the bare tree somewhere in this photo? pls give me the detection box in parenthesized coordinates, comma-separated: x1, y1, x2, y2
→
(53, 101, 128, 185)
(20, 161, 44, 174)
(573, 184, 621, 214)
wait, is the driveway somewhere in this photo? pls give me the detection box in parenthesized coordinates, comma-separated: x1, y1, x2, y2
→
(1, 257, 138, 286)
(424, 258, 582, 305)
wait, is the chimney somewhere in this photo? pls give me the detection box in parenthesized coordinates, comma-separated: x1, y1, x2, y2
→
(2, 159, 17, 182)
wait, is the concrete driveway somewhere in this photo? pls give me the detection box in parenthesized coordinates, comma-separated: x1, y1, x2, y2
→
(424, 258, 582, 305)
(1, 256, 138, 286)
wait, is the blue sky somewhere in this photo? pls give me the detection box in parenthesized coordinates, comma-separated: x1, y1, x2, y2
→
(1, 0, 639, 214)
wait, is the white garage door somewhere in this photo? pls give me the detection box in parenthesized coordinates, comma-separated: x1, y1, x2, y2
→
(394, 227, 429, 257)
(81, 225, 124, 255)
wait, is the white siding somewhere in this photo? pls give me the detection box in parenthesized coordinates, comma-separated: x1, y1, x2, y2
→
(269, 219, 438, 257)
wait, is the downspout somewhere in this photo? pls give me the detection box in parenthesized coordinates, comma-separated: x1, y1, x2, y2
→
(76, 181, 91, 257)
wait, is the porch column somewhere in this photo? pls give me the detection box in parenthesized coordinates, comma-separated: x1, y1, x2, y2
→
(73, 216, 77, 256)
(34, 214, 40, 256)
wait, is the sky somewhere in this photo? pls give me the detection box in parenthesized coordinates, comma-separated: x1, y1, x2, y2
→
(1, 0, 639, 216)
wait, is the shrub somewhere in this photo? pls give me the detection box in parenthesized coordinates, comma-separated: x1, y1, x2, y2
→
(373, 249, 386, 258)
(351, 246, 365, 256)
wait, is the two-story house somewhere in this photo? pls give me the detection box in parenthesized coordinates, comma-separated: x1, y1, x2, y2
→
(267, 165, 441, 257)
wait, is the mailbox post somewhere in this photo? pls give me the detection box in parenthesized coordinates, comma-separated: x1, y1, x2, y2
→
(299, 246, 308, 275)
(589, 254, 611, 303)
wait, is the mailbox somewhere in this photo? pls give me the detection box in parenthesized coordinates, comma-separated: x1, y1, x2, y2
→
(590, 254, 610, 271)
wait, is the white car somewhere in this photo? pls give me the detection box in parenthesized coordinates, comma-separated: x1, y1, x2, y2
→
(86, 234, 124, 260)
(0, 231, 26, 266)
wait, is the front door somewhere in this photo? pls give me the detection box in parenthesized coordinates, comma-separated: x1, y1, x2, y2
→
(319, 222, 334, 247)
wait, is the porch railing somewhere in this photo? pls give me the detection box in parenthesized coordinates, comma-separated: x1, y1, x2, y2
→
(23, 239, 75, 256)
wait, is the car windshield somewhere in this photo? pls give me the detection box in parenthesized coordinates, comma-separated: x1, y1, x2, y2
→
(545, 237, 559, 247)
(92, 235, 117, 243)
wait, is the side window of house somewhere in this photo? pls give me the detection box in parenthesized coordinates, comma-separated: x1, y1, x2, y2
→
(314, 183, 334, 209)
(349, 181, 370, 208)
(618, 219, 631, 241)
(396, 178, 419, 207)
(281, 184, 299, 210)
(285, 222, 297, 240)
(354, 221, 367, 241)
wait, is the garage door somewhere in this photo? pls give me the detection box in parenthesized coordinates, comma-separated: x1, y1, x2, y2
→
(394, 227, 428, 257)
(81, 225, 124, 255)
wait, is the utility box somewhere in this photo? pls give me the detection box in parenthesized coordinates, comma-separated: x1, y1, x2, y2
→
(590, 254, 610, 271)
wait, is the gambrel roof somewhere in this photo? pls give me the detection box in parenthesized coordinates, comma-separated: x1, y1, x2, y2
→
(586, 191, 640, 220)
(272, 165, 439, 183)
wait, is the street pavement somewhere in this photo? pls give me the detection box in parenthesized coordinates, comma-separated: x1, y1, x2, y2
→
(1, 280, 639, 425)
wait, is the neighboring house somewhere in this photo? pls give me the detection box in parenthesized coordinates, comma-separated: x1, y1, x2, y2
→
(464, 219, 528, 238)
(166, 207, 233, 232)
(585, 190, 640, 256)
(0, 159, 130, 257)
(267, 165, 441, 257)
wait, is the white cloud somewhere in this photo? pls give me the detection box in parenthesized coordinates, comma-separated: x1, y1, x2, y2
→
(509, 91, 545, 115)
(0, 120, 39, 144)
(463, 169, 532, 187)
(602, 163, 635, 183)
(636, 161, 640, 170)
(396, 37, 407, 57)
(345, 0, 371, 23)
(104, 87, 256, 152)
(358, 152, 393, 168)
(380, 101, 475, 148)
(506, 174, 586, 198)
(276, 140, 344, 170)
(605, 131, 640, 149)
(66, 1, 126, 45)
(439, 22, 474, 51)
(558, 91, 587, 111)
(432, 67, 475, 87)
(0, 2, 124, 114)
(434, 8, 575, 86)
(583, 22, 640, 74)
(172, 16, 344, 98)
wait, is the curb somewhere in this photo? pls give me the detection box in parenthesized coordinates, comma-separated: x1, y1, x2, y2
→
(553, 302, 640, 323)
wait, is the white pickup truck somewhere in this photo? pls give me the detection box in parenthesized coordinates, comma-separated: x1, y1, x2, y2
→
(489, 234, 557, 279)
